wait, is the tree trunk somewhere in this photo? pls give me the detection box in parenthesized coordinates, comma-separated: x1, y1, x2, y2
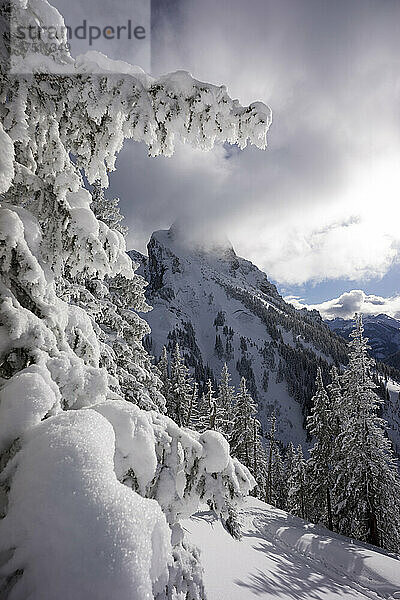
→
(253, 421, 258, 481)
(210, 402, 216, 430)
(367, 509, 379, 547)
(326, 487, 333, 532)
(186, 389, 195, 427)
(266, 439, 273, 504)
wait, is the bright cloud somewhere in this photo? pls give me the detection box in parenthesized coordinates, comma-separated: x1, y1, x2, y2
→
(285, 289, 400, 320)
(228, 153, 400, 285)
(101, 0, 400, 289)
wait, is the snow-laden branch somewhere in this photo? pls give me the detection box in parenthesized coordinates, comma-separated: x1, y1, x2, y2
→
(2, 53, 271, 187)
(1, 1, 271, 184)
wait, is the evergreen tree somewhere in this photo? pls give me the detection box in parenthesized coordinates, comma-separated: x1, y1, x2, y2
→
(190, 389, 210, 433)
(168, 343, 194, 426)
(283, 442, 296, 510)
(251, 417, 268, 499)
(270, 449, 286, 510)
(307, 368, 334, 529)
(265, 411, 277, 505)
(186, 383, 199, 429)
(326, 365, 343, 441)
(216, 363, 235, 438)
(333, 314, 400, 551)
(198, 379, 218, 431)
(287, 445, 308, 520)
(230, 378, 266, 497)
(61, 181, 166, 412)
(158, 346, 170, 394)
(0, 5, 271, 594)
(214, 334, 224, 359)
(230, 377, 258, 467)
(106, 274, 166, 411)
(156, 345, 172, 412)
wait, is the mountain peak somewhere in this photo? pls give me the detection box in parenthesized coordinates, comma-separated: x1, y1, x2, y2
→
(166, 219, 235, 255)
(131, 225, 367, 448)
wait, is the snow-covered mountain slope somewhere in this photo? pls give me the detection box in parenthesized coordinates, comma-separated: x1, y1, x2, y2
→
(327, 314, 400, 363)
(183, 497, 400, 600)
(128, 224, 349, 447)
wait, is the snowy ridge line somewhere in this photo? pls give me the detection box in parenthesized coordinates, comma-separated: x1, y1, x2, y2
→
(251, 509, 400, 600)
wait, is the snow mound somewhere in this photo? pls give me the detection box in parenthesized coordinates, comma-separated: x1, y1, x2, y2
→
(76, 51, 151, 85)
(0, 410, 172, 600)
(91, 401, 254, 524)
(92, 400, 158, 493)
(199, 430, 230, 473)
(0, 365, 60, 453)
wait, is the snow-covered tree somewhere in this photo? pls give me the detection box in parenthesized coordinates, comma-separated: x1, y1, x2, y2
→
(307, 368, 334, 529)
(186, 382, 199, 429)
(283, 442, 295, 510)
(270, 449, 286, 510)
(230, 377, 266, 497)
(265, 411, 276, 504)
(216, 362, 236, 437)
(200, 378, 218, 431)
(105, 271, 167, 411)
(333, 315, 400, 551)
(198, 369, 236, 435)
(326, 365, 343, 442)
(231, 377, 258, 466)
(158, 346, 171, 393)
(158, 347, 216, 434)
(167, 343, 194, 426)
(252, 416, 268, 499)
(0, 0, 271, 594)
(89, 181, 165, 410)
(264, 412, 285, 507)
(287, 445, 308, 520)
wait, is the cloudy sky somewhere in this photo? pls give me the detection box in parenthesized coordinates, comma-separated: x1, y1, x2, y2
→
(286, 289, 400, 320)
(54, 0, 400, 317)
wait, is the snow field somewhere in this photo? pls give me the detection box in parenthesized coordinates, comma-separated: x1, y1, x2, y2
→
(184, 497, 400, 600)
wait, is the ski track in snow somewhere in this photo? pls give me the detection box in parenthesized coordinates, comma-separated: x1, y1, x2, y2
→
(183, 497, 400, 600)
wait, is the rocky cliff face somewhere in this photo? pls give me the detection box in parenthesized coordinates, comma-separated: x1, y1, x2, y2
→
(128, 226, 400, 450)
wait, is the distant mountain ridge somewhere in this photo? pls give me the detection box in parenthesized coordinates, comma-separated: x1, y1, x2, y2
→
(326, 314, 400, 367)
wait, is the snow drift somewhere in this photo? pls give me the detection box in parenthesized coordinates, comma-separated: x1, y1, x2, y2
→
(184, 497, 400, 600)
(0, 410, 171, 600)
